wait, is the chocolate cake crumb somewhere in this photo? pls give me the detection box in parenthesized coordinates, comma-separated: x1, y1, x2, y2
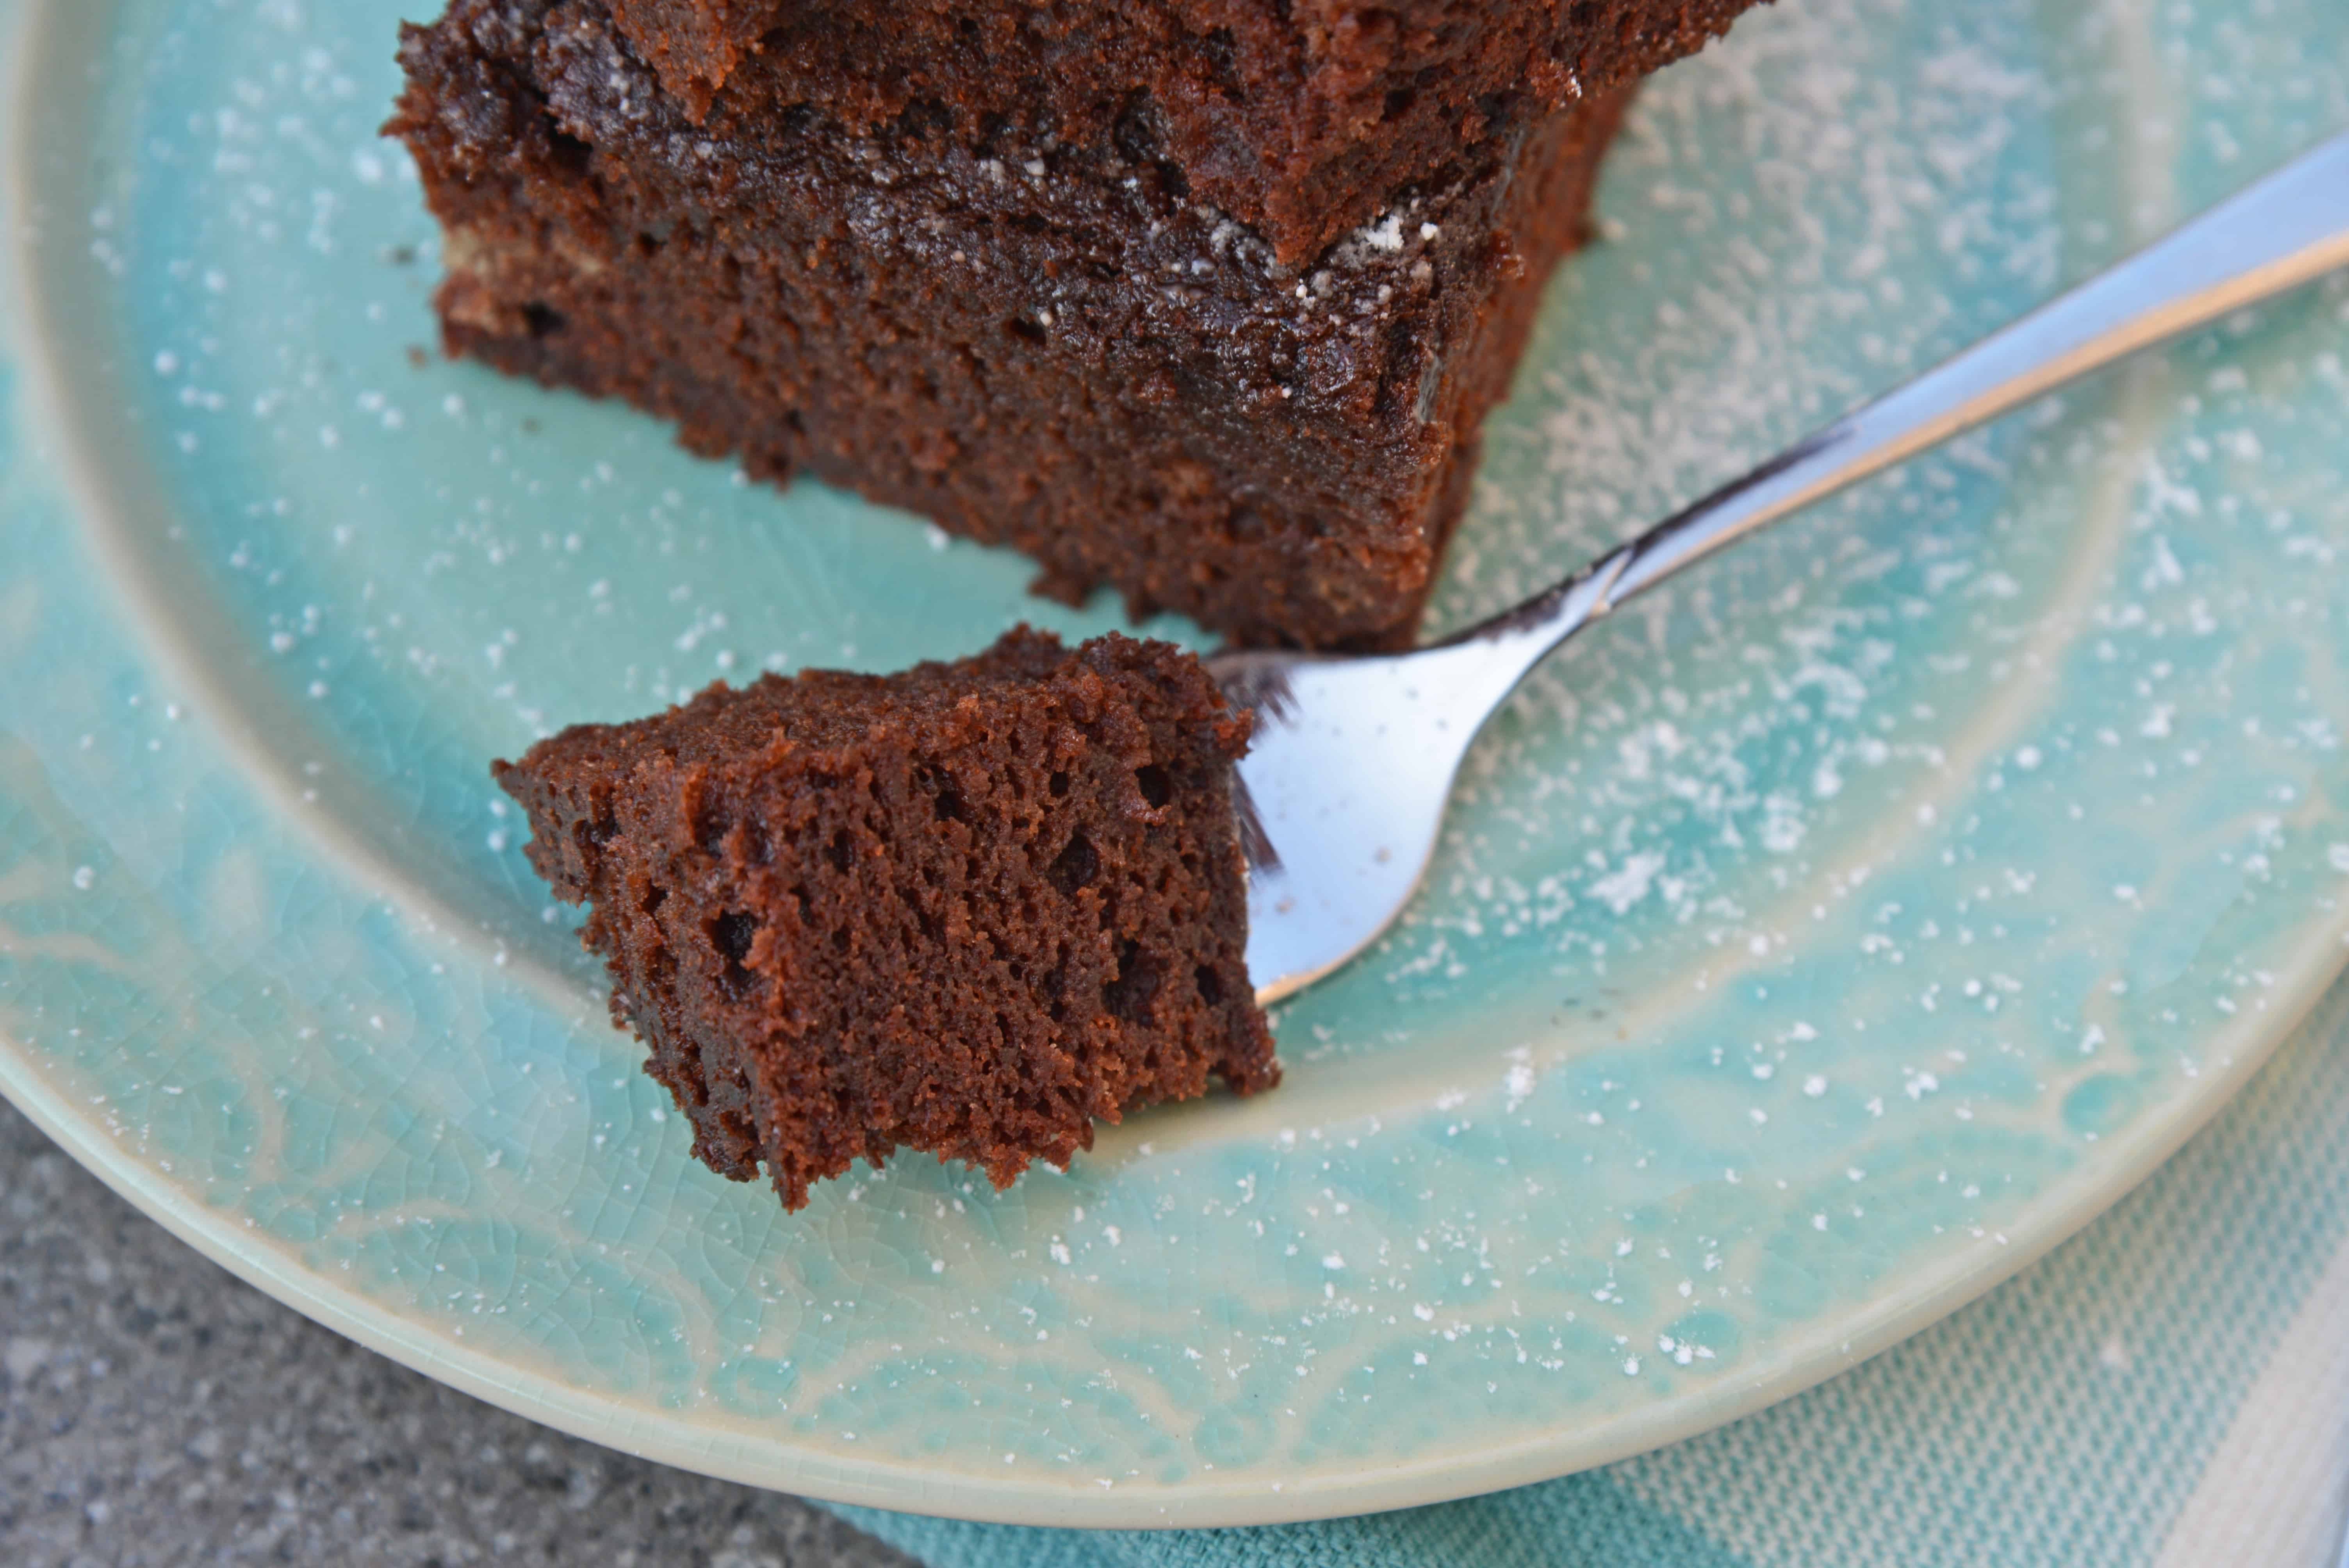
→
(494, 629, 1276, 1210)
(387, 0, 1640, 650)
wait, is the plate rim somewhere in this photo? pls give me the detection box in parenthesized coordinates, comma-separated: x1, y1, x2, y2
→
(6, 961, 2335, 1528)
(5, 0, 2347, 1529)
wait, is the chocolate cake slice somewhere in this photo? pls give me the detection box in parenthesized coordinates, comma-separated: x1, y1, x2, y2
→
(604, 0, 1760, 266)
(494, 629, 1276, 1210)
(389, 0, 1634, 649)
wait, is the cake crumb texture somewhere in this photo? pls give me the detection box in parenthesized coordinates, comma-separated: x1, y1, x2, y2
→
(494, 629, 1277, 1210)
(388, 0, 1635, 650)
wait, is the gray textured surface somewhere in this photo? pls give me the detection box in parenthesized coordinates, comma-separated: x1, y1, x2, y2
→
(0, 1101, 921, 1568)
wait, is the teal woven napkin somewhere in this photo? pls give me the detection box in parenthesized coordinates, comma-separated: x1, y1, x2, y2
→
(830, 975, 2349, 1567)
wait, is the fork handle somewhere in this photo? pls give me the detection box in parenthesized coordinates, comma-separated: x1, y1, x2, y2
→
(1454, 127, 2349, 676)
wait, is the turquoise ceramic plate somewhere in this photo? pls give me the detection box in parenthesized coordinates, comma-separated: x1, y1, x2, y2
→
(5, 0, 2347, 1529)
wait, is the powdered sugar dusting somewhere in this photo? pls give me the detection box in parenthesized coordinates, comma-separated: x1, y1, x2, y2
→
(35, 0, 2349, 1504)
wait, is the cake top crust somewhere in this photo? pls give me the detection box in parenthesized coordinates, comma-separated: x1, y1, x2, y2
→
(596, 0, 1760, 261)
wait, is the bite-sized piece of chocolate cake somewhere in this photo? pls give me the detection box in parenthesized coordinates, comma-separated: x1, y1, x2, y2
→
(493, 628, 1277, 1210)
(389, 0, 1632, 650)
(605, 0, 1760, 265)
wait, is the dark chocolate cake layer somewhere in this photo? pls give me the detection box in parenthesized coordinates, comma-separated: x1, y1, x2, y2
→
(494, 629, 1276, 1211)
(390, 0, 1631, 650)
(607, 0, 1758, 265)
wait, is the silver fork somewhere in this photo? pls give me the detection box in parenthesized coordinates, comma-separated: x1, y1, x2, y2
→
(1214, 128, 2349, 1006)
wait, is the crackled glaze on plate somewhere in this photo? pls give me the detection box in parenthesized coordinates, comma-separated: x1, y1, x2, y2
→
(3, 0, 2348, 1528)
